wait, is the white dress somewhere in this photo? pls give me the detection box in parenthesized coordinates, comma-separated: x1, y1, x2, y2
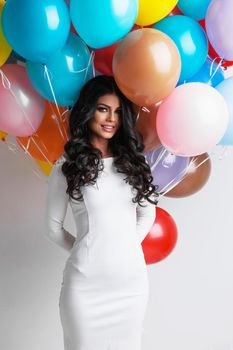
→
(44, 155, 156, 350)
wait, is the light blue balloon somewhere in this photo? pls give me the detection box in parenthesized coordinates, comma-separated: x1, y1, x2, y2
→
(70, 0, 138, 49)
(215, 77, 233, 145)
(153, 15, 208, 83)
(2, 0, 70, 63)
(26, 33, 93, 107)
(178, 0, 212, 20)
(185, 57, 225, 87)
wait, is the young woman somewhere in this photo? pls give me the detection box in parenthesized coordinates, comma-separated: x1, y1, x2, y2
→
(45, 75, 159, 350)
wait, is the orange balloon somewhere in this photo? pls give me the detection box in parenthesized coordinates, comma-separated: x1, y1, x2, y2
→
(134, 103, 161, 152)
(165, 153, 211, 197)
(113, 28, 181, 106)
(16, 102, 70, 163)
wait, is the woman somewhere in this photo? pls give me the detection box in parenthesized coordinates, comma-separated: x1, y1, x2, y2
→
(44, 75, 159, 350)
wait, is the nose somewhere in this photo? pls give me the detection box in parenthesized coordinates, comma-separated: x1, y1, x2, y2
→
(106, 110, 116, 122)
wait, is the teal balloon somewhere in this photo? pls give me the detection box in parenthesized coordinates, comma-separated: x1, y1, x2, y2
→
(215, 77, 233, 145)
(26, 33, 93, 107)
(70, 0, 138, 49)
(153, 15, 208, 83)
(178, 0, 212, 20)
(2, 0, 70, 63)
(186, 57, 225, 87)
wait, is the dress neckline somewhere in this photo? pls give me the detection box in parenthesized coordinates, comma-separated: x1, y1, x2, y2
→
(102, 156, 114, 160)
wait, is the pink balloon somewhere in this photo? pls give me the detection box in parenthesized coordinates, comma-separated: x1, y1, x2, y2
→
(206, 0, 233, 61)
(156, 82, 229, 157)
(0, 64, 45, 136)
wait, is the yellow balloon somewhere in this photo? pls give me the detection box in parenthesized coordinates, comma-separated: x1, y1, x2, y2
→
(0, 129, 7, 141)
(136, 0, 178, 26)
(0, 1, 12, 66)
(35, 159, 53, 176)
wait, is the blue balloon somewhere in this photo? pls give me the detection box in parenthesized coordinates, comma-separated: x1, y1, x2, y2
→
(2, 0, 70, 63)
(26, 33, 93, 107)
(178, 0, 212, 20)
(153, 15, 208, 83)
(185, 57, 225, 87)
(215, 77, 233, 145)
(70, 0, 138, 49)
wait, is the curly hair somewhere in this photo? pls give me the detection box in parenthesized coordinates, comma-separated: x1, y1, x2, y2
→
(61, 75, 159, 207)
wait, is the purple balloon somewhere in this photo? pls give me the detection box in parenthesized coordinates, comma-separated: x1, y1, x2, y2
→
(206, 0, 233, 61)
(144, 146, 190, 192)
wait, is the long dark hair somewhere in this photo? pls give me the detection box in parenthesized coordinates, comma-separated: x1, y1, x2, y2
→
(61, 75, 159, 206)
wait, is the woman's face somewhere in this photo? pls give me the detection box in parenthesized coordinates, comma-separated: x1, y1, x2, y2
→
(88, 94, 122, 141)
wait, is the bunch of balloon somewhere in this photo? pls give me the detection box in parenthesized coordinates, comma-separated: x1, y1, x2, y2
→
(0, 1, 70, 164)
(142, 207, 178, 264)
(16, 101, 70, 165)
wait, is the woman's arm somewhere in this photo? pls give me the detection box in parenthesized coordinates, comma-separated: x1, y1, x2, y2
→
(136, 197, 156, 243)
(44, 155, 76, 252)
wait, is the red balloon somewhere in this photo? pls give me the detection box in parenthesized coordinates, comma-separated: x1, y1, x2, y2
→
(199, 19, 233, 69)
(142, 207, 178, 264)
(94, 42, 118, 76)
(168, 5, 183, 16)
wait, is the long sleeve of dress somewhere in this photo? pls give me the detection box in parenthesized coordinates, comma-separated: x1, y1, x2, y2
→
(136, 197, 156, 243)
(44, 156, 76, 252)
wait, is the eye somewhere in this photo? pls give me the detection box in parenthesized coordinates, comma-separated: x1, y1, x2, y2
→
(97, 106, 108, 112)
(116, 109, 122, 116)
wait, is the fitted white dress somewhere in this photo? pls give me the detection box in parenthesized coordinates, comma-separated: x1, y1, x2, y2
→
(44, 155, 156, 350)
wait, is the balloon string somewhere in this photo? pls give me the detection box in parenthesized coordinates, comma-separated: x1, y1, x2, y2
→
(47, 100, 69, 141)
(84, 49, 95, 81)
(136, 106, 142, 122)
(209, 57, 224, 83)
(218, 145, 229, 160)
(16, 136, 52, 165)
(91, 50, 96, 78)
(141, 106, 150, 113)
(43, 64, 67, 141)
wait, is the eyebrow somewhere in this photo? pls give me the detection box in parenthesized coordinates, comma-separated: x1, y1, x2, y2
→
(97, 103, 121, 110)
